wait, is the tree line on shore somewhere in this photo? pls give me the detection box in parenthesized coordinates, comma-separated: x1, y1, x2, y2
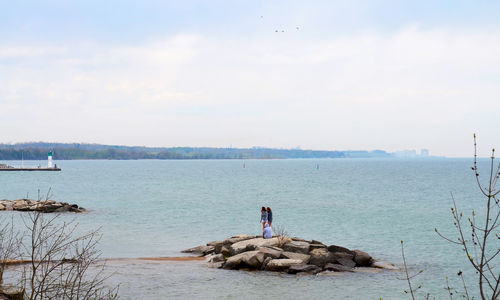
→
(0, 142, 392, 160)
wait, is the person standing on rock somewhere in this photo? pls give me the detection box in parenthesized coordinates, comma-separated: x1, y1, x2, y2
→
(260, 206, 268, 229)
(266, 207, 272, 227)
(263, 223, 272, 239)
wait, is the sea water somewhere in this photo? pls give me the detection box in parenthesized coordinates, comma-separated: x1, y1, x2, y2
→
(0, 158, 492, 299)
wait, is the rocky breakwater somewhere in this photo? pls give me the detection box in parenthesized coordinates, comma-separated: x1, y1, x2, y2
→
(0, 199, 85, 213)
(182, 234, 398, 276)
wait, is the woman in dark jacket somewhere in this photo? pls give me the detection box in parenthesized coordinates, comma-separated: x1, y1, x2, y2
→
(266, 207, 272, 227)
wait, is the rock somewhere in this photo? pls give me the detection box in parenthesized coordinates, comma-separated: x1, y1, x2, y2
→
(371, 261, 398, 270)
(283, 241, 310, 254)
(0, 204, 4, 210)
(206, 254, 224, 263)
(280, 251, 311, 264)
(337, 258, 356, 268)
(230, 237, 280, 255)
(0, 199, 85, 213)
(327, 245, 355, 255)
(309, 243, 326, 250)
(311, 240, 324, 245)
(222, 247, 282, 270)
(256, 247, 283, 259)
(353, 249, 373, 266)
(266, 259, 303, 271)
(245, 249, 278, 268)
(181, 245, 214, 255)
(287, 264, 322, 274)
(202, 246, 215, 255)
(224, 234, 255, 244)
(324, 263, 354, 272)
(261, 257, 272, 270)
(207, 241, 224, 253)
(0, 285, 24, 300)
(206, 240, 222, 247)
(223, 251, 259, 269)
(291, 237, 307, 242)
(308, 248, 337, 268)
(221, 246, 231, 257)
(332, 251, 354, 260)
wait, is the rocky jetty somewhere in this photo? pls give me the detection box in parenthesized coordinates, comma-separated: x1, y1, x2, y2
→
(182, 234, 398, 275)
(0, 199, 85, 213)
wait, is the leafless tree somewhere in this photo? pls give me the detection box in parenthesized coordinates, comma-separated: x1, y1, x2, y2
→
(403, 135, 499, 299)
(434, 134, 500, 299)
(0, 216, 21, 284)
(19, 211, 118, 300)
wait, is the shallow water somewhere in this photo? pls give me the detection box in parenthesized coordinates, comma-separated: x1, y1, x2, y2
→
(0, 158, 492, 298)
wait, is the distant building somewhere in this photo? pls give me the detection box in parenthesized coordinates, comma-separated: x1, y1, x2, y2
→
(394, 149, 417, 158)
(420, 149, 429, 157)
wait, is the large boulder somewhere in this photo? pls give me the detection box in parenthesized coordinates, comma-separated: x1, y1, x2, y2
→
(230, 237, 280, 255)
(224, 234, 255, 245)
(223, 251, 260, 269)
(261, 257, 273, 270)
(256, 247, 283, 259)
(206, 254, 225, 263)
(266, 259, 303, 271)
(327, 245, 355, 256)
(206, 240, 224, 253)
(287, 264, 321, 274)
(283, 241, 310, 254)
(223, 247, 282, 270)
(280, 251, 311, 264)
(245, 248, 283, 268)
(337, 257, 356, 268)
(181, 245, 215, 256)
(221, 246, 231, 256)
(309, 243, 326, 251)
(308, 248, 337, 268)
(353, 249, 373, 266)
(0, 285, 24, 300)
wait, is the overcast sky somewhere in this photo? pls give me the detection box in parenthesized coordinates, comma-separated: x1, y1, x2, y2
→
(1, 0, 499, 157)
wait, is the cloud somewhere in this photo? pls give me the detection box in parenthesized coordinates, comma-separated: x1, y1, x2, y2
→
(0, 26, 499, 156)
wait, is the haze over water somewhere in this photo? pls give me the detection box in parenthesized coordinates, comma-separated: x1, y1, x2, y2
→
(0, 158, 488, 298)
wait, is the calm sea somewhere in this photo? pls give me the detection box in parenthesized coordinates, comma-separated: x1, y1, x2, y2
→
(0, 158, 491, 299)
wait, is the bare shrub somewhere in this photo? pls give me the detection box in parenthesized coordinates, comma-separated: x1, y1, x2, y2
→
(273, 225, 290, 247)
(0, 216, 21, 284)
(19, 211, 118, 300)
(404, 135, 500, 299)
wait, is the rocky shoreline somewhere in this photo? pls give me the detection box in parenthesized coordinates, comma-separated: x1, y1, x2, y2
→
(0, 199, 85, 213)
(183, 234, 397, 275)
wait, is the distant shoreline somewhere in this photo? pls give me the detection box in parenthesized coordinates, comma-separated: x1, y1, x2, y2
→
(0, 142, 431, 160)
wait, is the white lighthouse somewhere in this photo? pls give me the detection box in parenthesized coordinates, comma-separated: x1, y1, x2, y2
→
(48, 151, 53, 168)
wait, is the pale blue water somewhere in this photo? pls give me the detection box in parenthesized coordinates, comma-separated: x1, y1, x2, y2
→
(0, 158, 492, 299)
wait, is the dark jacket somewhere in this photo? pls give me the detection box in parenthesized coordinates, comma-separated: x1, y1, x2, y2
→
(267, 211, 272, 223)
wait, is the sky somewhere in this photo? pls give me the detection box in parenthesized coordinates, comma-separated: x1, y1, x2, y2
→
(1, 0, 499, 157)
